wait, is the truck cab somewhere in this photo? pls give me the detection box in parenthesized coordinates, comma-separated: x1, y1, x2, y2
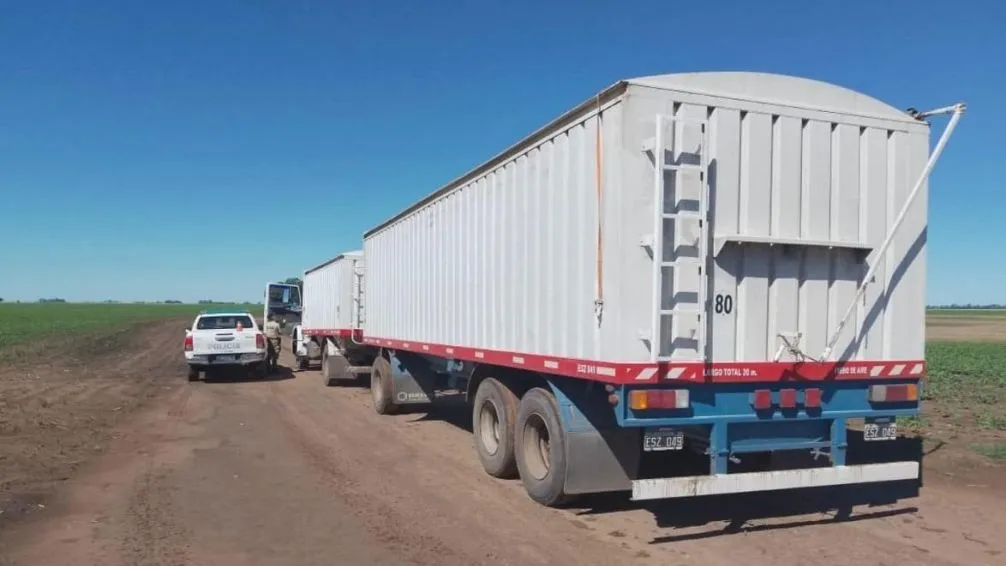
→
(264, 283, 302, 337)
(184, 309, 268, 381)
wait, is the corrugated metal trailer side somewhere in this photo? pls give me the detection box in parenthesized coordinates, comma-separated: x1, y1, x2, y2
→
(359, 71, 964, 507)
(364, 72, 933, 382)
(302, 250, 364, 336)
(298, 250, 375, 381)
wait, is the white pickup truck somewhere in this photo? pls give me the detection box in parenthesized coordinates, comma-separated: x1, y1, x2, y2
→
(184, 310, 268, 381)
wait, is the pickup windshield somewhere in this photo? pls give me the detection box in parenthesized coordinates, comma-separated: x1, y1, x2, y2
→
(196, 315, 255, 330)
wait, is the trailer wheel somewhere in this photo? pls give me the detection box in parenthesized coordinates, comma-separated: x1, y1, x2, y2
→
(187, 366, 200, 382)
(515, 387, 568, 507)
(472, 378, 519, 479)
(371, 356, 398, 415)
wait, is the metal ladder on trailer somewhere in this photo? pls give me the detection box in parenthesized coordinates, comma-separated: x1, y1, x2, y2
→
(351, 262, 365, 331)
(642, 115, 710, 363)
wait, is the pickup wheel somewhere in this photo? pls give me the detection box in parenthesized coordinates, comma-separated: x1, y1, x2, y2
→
(187, 366, 200, 382)
(515, 387, 569, 507)
(473, 378, 519, 479)
(370, 356, 398, 415)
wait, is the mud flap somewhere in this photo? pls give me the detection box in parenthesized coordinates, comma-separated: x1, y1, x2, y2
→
(565, 428, 640, 494)
(388, 351, 441, 405)
(547, 378, 641, 495)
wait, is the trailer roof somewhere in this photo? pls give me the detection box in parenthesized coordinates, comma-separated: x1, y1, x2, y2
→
(363, 71, 920, 239)
(304, 250, 363, 275)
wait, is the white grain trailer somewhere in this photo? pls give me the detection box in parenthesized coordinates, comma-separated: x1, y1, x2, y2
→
(297, 250, 375, 383)
(360, 71, 964, 506)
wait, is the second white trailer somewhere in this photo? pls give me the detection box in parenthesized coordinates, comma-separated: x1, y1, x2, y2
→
(296, 250, 375, 382)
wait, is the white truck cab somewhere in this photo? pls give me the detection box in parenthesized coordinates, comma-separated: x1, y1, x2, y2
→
(184, 309, 268, 381)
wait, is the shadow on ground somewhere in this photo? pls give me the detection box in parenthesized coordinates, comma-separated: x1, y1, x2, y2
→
(202, 365, 297, 383)
(409, 400, 924, 542)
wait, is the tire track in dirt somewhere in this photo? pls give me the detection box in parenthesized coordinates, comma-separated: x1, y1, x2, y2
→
(264, 370, 675, 566)
(5, 331, 1006, 566)
(271, 359, 1006, 566)
(0, 319, 189, 528)
(120, 465, 191, 566)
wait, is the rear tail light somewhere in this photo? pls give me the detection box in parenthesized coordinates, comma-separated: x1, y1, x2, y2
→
(752, 389, 772, 410)
(256, 333, 265, 349)
(869, 384, 918, 403)
(779, 388, 797, 408)
(184, 335, 193, 352)
(804, 387, 822, 408)
(753, 388, 823, 409)
(628, 389, 690, 410)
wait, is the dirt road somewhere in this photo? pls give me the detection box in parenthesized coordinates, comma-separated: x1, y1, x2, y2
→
(3, 323, 1005, 565)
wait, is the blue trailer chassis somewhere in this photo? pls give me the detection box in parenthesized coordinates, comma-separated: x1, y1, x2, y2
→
(371, 349, 922, 505)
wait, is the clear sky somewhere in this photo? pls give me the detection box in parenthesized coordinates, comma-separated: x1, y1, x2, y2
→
(0, 0, 1002, 304)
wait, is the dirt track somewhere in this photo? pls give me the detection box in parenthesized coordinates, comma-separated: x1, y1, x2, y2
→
(2, 321, 1006, 565)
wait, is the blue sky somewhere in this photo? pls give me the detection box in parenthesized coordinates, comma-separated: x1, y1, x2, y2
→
(0, 0, 1002, 304)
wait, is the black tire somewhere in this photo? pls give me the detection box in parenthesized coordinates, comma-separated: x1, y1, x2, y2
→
(515, 387, 568, 507)
(472, 378, 519, 479)
(370, 356, 398, 415)
(187, 366, 200, 382)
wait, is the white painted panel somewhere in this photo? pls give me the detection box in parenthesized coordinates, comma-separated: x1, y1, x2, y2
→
(302, 251, 363, 332)
(363, 73, 931, 366)
(769, 116, 802, 360)
(708, 108, 741, 361)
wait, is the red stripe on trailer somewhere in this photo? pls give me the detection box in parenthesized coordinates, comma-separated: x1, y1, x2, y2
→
(361, 336, 925, 385)
(303, 328, 362, 338)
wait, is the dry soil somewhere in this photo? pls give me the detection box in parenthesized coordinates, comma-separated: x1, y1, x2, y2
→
(1, 321, 1005, 565)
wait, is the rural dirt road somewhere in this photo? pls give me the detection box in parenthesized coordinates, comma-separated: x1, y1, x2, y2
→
(2, 321, 1006, 565)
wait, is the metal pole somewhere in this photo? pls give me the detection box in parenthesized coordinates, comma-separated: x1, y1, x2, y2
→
(821, 102, 966, 360)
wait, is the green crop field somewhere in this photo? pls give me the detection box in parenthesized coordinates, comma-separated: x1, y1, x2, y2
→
(915, 310, 1006, 459)
(925, 342, 1006, 425)
(0, 303, 251, 353)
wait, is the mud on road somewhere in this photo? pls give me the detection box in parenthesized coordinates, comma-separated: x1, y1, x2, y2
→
(2, 321, 1005, 565)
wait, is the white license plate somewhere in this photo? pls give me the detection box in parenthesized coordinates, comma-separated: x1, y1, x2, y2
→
(864, 421, 898, 441)
(643, 428, 684, 452)
(214, 355, 237, 363)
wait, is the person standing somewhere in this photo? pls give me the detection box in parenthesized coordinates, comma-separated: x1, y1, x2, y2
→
(264, 315, 283, 372)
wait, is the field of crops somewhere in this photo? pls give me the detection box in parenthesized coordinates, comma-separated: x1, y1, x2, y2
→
(918, 309, 1006, 459)
(0, 303, 248, 354)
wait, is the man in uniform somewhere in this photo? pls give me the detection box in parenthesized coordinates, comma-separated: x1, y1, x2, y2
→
(264, 314, 283, 373)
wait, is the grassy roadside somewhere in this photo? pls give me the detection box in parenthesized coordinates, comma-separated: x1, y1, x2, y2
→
(0, 303, 247, 363)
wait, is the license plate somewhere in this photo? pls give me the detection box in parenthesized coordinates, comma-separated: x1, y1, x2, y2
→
(864, 421, 898, 441)
(213, 355, 237, 363)
(643, 428, 684, 452)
